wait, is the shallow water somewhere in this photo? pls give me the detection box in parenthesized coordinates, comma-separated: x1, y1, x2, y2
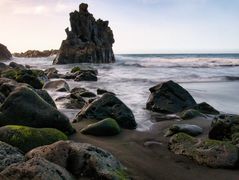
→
(6, 54, 239, 130)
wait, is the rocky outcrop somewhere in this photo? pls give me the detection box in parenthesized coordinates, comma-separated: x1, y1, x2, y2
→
(0, 141, 24, 171)
(169, 133, 239, 168)
(0, 157, 75, 180)
(0, 125, 67, 153)
(74, 93, 137, 129)
(13, 49, 58, 58)
(146, 80, 197, 114)
(53, 3, 115, 64)
(0, 43, 12, 60)
(26, 141, 129, 179)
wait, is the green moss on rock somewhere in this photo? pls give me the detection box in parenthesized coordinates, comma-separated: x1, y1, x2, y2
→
(81, 118, 121, 136)
(180, 109, 204, 120)
(71, 66, 81, 73)
(0, 125, 68, 152)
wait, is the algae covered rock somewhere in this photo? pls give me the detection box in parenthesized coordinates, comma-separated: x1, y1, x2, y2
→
(0, 125, 68, 152)
(169, 133, 239, 168)
(180, 109, 205, 120)
(146, 80, 196, 114)
(75, 71, 97, 81)
(0, 157, 75, 180)
(0, 86, 75, 135)
(26, 141, 129, 179)
(0, 141, 24, 171)
(75, 93, 137, 129)
(209, 114, 239, 141)
(81, 118, 121, 136)
(165, 124, 203, 137)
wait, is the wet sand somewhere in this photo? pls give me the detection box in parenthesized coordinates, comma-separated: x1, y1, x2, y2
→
(70, 118, 239, 180)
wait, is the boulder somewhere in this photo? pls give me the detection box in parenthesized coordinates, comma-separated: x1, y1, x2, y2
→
(71, 87, 96, 98)
(146, 80, 196, 114)
(53, 3, 115, 64)
(192, 102, 219, 115)
(75, 71, 97, 81)
(180, 109, 205, 120)
(43, 79, 70, 92)
(97, 88, 115, 95)
(0, 125, 67, 153)
(0, 86, 75, 135)
(169, 133, 239, 168)
(81, 118, 121, 136)
(44, 67, 59, 79)
(35, 89, 57, 107)
(164, 124, 203, 137)
(0, 141, 24, 171)
(55, 95, 86, 109)
(209, 114, 239, 141)
(0, 43, 11, 60)
(26, 141, 129, 179)
(71, 66, 98, 75)
(9, 62, 26, 70)
(0, 157, 75, 180)
(74, 93, 137, 129)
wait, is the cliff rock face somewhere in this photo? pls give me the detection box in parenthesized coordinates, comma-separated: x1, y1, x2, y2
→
(54, 3, 115, 64)
(0, 43, 12, 60)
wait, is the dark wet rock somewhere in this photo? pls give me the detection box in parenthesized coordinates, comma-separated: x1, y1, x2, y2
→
(209, 114, 239, 141)
(75, 71, 97, 81)
(53, 3, 115, 64)
(59, 72, 77, 79)
(0, 86, 75, 135)
(0, 44, 12, 60)
(0, 63, 9, 71)
(71, 66, 98, 75)
(165, 124, 203, 137)
(180, 109, 205, 120)
(74, 93, 137, 129)
(146, 80, 196, 114)
(44, 67, 59, 79)
(0, 125, 67, 153)
(97, 88, 115, 95)
(169, 133, 239, 168)
(81, 118, 121, 136)
(0, 157, 75, 180)
(9, 62, 26, 70)
(43, 79, 70, 92)
(35, 89, 57, 107)
(0, 141, 24, 171)
(13, 49, 58, 58)
(26, 141, 129, 179)
(192, 102, 219, 115)
(71, 87, 96, 98)
(1, 69, 48, 89)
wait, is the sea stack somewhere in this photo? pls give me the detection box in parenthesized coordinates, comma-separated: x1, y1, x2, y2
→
(0, 43, 12, 60)
(53, 3, 115, 64)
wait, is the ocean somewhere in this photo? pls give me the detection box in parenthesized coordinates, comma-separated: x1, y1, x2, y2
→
(7, 54, 239, 130)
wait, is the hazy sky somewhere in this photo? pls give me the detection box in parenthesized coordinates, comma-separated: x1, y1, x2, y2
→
(0, 0, 239, 53)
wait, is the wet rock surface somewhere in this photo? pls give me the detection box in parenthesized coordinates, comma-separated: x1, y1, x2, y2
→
(0, 43, 12, 60)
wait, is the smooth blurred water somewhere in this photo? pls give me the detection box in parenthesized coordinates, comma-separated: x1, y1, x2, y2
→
(6, 54, 239, 130)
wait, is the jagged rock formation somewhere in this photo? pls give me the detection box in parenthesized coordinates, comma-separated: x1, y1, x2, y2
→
(53, 3, 115, 64)
(0, 43, 12, 60)
(13, 50, 58, 58)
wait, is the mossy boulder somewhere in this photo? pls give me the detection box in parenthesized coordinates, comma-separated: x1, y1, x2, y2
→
(0, 125, 67, 152)
(0, 86, 75, 135)
(26, 141, 130, 180)
(74, 93, 137, 129)
(71, 66, 81, 73)
(81, 118, 121, 136)
(0, 157, 75, 180)
(180, 109, 205, 120)
(0, 141, 24, 171)
(192, 102, 219, 115)
(169, 133, 239, 168)
(146, 80, 196, 114)
(209, 114, 239, 141)
(1, 69, 48, 89)
(165, 124, 203, 137)
(75, 71, 97, 81)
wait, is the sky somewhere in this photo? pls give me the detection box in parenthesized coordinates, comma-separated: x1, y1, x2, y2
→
(0, 0, 239, 54)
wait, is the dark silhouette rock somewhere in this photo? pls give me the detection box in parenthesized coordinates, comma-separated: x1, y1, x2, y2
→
(53, 3, 115, 64)
(0, 43, 12, 60)
(74, 93, 137, 129)
(146, 80, 197, 114)
(192, 102, 219, 115)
